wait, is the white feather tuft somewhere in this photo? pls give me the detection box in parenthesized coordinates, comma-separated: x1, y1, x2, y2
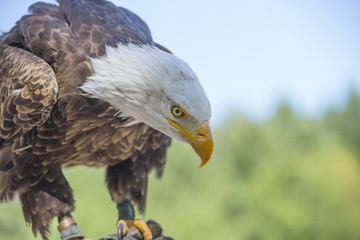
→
(12, 88, 22, 95)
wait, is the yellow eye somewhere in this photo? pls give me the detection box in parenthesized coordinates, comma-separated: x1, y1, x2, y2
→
(171, 105, 185, 118)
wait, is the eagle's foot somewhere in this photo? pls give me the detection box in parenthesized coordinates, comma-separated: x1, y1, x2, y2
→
(113, 200, 173, 240)
(113, 219, 174, 240)
(116, 199, 153, 239)
(58, 214, 87, 240)
(117, 219, 152, 240)
(97, 219, 173, 240)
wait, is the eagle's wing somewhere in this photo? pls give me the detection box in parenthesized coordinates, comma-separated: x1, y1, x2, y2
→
(0, 43, 58, 139)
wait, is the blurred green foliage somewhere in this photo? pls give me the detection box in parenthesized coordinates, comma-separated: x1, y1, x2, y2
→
(326, 89, 360, 159)
(1, 90, 360, 240)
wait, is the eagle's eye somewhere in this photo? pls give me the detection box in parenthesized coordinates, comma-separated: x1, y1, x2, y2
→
(171, 105, 185, 118)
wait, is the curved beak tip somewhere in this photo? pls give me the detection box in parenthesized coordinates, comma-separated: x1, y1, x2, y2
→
(168, 118, 213, 168)
(190, 121, 214, 168)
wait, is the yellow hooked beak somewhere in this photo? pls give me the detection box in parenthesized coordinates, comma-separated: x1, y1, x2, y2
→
(168, 120, 214, 168)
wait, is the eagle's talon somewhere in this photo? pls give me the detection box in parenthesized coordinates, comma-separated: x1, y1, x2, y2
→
(117, 220, 127, 240)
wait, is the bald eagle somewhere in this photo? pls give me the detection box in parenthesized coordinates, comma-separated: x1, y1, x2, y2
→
(0, 0, 213, 239)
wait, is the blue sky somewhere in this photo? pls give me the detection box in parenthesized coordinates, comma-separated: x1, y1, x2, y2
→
(1, 0, 360, 125)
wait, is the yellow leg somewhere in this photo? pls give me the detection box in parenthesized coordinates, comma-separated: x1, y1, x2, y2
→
(133, 220, 153, 240)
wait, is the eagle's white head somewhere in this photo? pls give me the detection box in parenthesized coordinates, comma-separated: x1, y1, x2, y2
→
(81, 44, 213, 167)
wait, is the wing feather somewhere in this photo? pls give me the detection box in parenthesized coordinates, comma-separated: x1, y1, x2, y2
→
(0, 43, 58, 139)
(58, 0, 153, 56)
